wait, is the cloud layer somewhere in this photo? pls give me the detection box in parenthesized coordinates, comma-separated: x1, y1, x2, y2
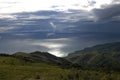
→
(93, 3, 120, 21)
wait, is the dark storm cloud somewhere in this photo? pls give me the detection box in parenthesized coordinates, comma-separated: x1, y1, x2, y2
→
(93, 2, 120, 21)
(12, 10, 61, 19)
(112, 0, 120, 3)
(0, 11, 61, 33)
(88, 1, 96, 6)
(0, 10, 93, 34)
(1, 9, 120, 39)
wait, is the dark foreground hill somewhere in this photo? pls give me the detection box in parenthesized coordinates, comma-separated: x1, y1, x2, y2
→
(13, 51, 70, 65)
(66, 42, 120, 70)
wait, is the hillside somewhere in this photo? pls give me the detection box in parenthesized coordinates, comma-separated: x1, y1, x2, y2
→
(13, 51, 70, 65)
(0, 54, 120, 80)
(66, 42, 120, 70)
(0, 43, 120, 80)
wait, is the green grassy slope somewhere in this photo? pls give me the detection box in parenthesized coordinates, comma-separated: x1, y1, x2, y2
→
(66, 42, 120, 71)
(0, 55, 120, 80)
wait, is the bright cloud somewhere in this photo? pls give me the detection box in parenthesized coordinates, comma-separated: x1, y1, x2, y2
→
(0, 0, 112, 13)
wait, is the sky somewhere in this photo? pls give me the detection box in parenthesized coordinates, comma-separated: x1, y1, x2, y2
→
(0, 0, 120, 57)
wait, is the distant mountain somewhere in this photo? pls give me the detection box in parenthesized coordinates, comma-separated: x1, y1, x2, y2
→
(13, 51, 70, 65)
(66, 42, 120, 70)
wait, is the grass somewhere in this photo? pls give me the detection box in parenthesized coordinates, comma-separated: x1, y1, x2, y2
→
(0, 65, 120, 80)
(0, 56, 120, 80)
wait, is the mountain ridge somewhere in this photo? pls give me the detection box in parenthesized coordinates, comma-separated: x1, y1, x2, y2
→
(12, 51, 71, 65)
(66, 42, 120, 70)
(0, 42, 120, 71)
